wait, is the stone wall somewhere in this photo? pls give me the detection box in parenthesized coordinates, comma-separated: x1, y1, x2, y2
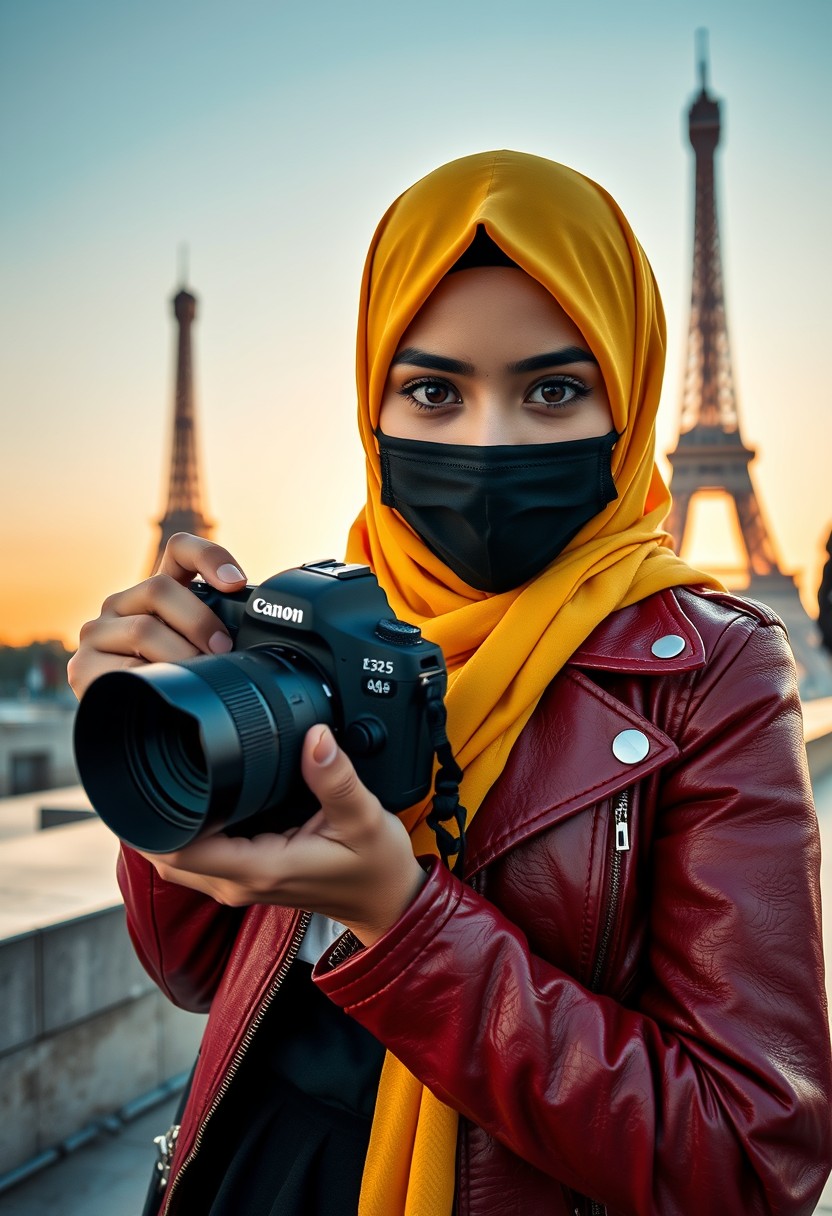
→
(0, 903, 205, 1177)
(0, 820, 205, 1180)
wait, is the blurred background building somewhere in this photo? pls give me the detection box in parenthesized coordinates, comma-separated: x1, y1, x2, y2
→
(0, 643, 77, 797)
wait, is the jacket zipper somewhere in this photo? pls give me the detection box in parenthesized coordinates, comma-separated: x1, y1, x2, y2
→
(587, 790, 630, 1216)
(590, 789, 630, 993)
(160, 910, 311, 1215)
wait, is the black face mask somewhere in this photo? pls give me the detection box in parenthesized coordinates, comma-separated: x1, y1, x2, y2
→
(377, 428, 619, 594)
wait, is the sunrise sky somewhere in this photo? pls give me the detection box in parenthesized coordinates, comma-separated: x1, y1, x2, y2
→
(1, 0, 830, 647)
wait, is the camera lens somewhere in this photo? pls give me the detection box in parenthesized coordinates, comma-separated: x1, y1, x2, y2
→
(74, 649, 334, 852)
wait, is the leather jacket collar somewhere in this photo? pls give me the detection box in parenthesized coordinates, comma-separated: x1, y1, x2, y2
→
(464, 588, 704, 876)
(569, 586, 706, 674)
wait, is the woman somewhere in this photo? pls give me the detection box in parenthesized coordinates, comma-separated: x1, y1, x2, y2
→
(68, 150, 832, 1215)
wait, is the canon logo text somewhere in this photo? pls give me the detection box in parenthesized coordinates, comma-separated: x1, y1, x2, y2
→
(252, 598, 304, 624)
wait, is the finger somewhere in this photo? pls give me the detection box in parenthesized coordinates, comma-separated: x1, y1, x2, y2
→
(136, 852, 231, 902)
(81, 613, 203, 664)
(144, 833, 287, 884)
(300, 725, 382, 830)
(68, 650, 146, 699)
(97, 576, 234, 656)
(158, 532, 247, 589)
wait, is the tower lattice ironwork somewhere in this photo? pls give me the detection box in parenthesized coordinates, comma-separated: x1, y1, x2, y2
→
(665, 46, 781, 575)
(666, 39, 832, 697)
(150, 281, 214, 574)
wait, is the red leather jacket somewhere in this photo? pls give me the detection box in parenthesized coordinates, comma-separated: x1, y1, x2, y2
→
(117, 587, 832, 1215)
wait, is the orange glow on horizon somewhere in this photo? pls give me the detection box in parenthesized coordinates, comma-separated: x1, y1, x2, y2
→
(2, 487, 821, 652)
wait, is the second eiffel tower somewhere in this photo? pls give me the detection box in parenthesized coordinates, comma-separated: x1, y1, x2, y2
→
(666, 42, 832, 699)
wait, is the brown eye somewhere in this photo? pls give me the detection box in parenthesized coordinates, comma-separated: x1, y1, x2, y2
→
(526, 377, 589, 409)
(400, 379, 462, 410)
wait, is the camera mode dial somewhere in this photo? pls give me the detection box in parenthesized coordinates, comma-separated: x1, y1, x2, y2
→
(375, 618, 422, 646)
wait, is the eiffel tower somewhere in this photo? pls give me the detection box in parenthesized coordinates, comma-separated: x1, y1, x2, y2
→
(149, 269, 214, 575)
(666, 38, 832, 698)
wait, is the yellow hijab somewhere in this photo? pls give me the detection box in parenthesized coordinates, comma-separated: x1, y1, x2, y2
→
(346, 150, 718, 1215)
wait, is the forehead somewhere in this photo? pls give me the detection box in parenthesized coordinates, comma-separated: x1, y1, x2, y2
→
(399, 266, 586, 349)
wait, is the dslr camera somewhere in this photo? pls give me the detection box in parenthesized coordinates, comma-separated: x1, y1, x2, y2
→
(73, 560, 447, 853)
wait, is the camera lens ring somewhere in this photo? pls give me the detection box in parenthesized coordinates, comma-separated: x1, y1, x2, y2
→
(183, 656, 281, 815)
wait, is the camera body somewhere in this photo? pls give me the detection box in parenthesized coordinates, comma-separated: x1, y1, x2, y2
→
(74, 560, 447, 852)
(190, 558, 444, 808)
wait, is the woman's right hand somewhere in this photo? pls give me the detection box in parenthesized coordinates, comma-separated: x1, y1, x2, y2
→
(67, 532, 248, 702)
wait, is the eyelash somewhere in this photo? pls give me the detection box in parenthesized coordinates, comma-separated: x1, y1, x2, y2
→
(398, 375, 592, 411)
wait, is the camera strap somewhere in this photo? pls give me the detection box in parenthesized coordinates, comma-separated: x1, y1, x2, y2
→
(421, 674, 468, 873)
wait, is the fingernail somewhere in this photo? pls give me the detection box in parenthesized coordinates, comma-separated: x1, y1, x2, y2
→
(208, 631, 233, 654)
(217, 563, 245, 583)
(313, 725, 337, 766)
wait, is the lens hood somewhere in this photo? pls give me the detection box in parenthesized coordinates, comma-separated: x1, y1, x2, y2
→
(74, 650, 331, 851)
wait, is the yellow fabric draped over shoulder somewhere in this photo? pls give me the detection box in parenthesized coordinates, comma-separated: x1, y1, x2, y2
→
(347, 150, 720, 1216)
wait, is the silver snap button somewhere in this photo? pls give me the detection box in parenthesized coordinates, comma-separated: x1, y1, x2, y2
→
(612, 729, 650, 764)
(651, 634, 686, 659)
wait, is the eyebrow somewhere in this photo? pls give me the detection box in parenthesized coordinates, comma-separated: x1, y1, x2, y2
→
(507, 347, 598, 373)
(390, 345, 597, 376)
(390, 348, 475, 375)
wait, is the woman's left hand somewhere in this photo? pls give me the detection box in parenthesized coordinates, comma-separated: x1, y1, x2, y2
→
(137, 724, 426, 948)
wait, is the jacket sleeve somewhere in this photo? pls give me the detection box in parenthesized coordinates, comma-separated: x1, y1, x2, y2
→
(314, 617, 832, 1216)
(117, 844, 245, 1013)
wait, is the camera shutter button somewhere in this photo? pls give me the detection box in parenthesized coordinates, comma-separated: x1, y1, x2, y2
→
(375, 619, 422, 645)
(344, 717, 387, 757)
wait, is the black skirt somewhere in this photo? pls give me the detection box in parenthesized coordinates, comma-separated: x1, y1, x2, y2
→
(175, 959, 386, 1216)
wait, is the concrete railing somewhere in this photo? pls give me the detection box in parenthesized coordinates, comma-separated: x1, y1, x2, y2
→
(0, 819, 204, 1182)
(804, 697, 832, 779)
